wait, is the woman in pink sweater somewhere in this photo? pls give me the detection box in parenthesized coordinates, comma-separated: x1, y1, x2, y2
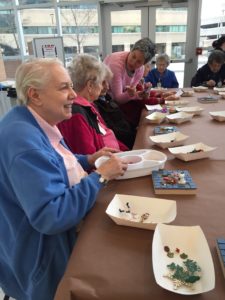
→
(103, 37, 156, 127)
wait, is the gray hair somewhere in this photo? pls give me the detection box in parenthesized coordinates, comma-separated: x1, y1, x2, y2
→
(68, 54, 105, 92)
(15, 58, 63, 106)
(156, 53, 170, 66)
(131, 37, 156, 64)
(208, 50, 225, 65)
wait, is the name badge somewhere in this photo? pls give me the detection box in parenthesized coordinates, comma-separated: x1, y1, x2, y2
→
(98, 123, 106, 135)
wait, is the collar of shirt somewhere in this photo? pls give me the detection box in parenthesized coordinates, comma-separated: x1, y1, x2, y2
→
(27, 106, 62, 147)
(74, 95, 102, 117)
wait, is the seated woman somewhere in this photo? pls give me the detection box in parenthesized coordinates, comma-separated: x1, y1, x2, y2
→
(191, 50, 225, 88)
(58, 54, 128, 155)
(136, 62, 178, 105)
(103, 37, 156, 127)
(0, 58, 127, 300)
(212, 35, 225, 55)
(144, 53, 179, 88)
(94, 64, 136, 149)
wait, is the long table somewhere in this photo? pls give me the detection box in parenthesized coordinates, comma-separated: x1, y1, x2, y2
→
(54, 92, 225, 300)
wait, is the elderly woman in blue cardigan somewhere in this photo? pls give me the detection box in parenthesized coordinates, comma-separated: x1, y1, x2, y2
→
(0, 58, 127, 300)
(145, 53, 179, 88)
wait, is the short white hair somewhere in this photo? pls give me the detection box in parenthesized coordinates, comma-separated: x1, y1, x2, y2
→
(68, 54, 105, 92)
(15, 58, 63, 106)
(156, 53, 170, 66)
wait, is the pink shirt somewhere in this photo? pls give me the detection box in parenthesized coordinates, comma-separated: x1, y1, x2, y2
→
(104, 51, 144, 104)
(28, 106, 87, 187)
(74, 96, 120, 150)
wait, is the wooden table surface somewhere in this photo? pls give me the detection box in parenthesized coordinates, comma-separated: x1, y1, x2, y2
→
(54, 91, 225, 300)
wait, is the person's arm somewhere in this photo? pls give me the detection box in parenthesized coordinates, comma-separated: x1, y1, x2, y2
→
(144, 69, 157, 87)
(171, 71, 179, 88)
(106, 59, 144, 104)
(9, 148, 102, 235)
(191, 67, 205, 86)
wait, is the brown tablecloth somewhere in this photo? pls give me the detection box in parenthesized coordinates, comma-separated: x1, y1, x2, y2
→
(54, 92, 225, 300)
(134, 93, 225, 160)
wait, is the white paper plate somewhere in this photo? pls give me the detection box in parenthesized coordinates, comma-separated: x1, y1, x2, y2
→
(106, 194, 176, 230)
(152, 224, 215, 295)
(209, 110, 225, 122)
(146, 112, 167, 124)
(95, 149, 167, 180)
(168, 142, 216, 161)
(145, 104, 163, 111)
(150, 131, 189, 149)
(176, 106, 204, 116)
(165, 100, 189, 107)
(192, 86, 208, 92)
(151, 87, 168, 91)
(218, 92, 225, 99)
(181, 90, 194, 97)
(213, 87, 225, 94)
(166, 111, 193, 124)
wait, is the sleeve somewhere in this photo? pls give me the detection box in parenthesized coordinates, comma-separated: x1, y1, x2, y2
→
(171, 71, 179, 88)
(105, 55, 144, 104)
(144, 70, 157, 87)
(108, 64, 132, 104)
(62, 114, 99, 155)
(118, 140, 129, 151)
(191, 67, 205, 87)
(143, 97, 164, 105)
(9, 149, 103, 235)
(74, 154, 90, 170)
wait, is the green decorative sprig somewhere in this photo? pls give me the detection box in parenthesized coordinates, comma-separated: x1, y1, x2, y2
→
(163, 246, 201, 290)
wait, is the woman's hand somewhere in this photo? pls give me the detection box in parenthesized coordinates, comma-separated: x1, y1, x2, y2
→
(161, 90, 176, 97)
(88, 147, 120, 167)
(206, 80, 216, 87)
(96, 155, 128, 181)
(125, 85, 136, 97)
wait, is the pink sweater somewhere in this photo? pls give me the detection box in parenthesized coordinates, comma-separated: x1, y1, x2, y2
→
(104, 51, 144, 104)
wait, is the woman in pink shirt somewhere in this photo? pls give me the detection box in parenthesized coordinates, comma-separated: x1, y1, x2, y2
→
(103, 37, 156, 127)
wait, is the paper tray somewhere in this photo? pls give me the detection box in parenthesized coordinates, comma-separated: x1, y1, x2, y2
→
(152, 224, 215, 295)
(106, 194, 176, 230)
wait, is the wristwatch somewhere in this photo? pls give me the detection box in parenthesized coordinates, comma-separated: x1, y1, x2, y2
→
(96, 172, 108, 185)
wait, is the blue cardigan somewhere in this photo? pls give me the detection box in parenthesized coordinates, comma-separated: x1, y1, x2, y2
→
(0, 106, 103, 300)
(145, 68, 179, 88)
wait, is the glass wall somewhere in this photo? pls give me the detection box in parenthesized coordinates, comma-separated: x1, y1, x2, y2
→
(0, 10, 19, 57)
(199, 0, 225, 69)
(111, 10, 141, 53)
(60, 4, 99, 58)
(0, 1, 99, 78)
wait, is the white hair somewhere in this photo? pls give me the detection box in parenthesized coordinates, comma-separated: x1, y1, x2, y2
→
(15, 58, 63, 105)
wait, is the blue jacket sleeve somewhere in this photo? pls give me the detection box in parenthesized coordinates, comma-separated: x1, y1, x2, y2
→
(75, 153, 90, 170)
(9, 149, 103, 235)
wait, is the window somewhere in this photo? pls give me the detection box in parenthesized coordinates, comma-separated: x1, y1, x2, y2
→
(112, 45, 124, 52)
(0, 10, 19, 56)
(112, 26, 141, 33)
(156, 25, 187, 32)
(171, 43, 185, 59)
(83, 45, 99, 54)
